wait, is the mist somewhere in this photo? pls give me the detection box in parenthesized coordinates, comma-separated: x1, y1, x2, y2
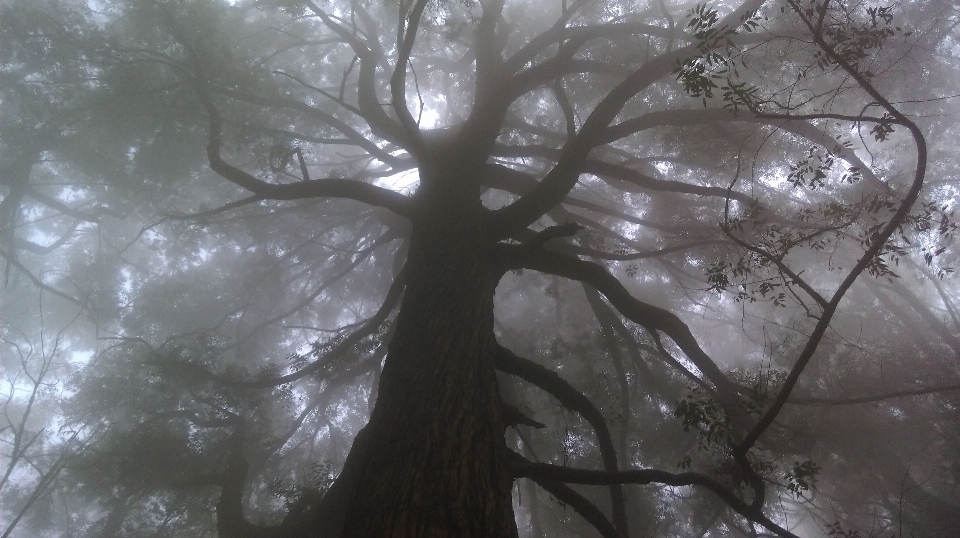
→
(1, 0, 958, 537)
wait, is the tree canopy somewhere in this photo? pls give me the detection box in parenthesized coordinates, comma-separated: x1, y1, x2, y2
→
(1, 0, 959, 537)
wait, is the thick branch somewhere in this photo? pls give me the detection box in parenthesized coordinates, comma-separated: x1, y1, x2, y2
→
(200, 92, 413, 219)
(303, 1, 408, 147)
(532, 479, 624, 538)
(390, 0, 429, 153)
(495, 345, 628, 535)
(487, 1, 767, 238)
(788, 384, 960, 406)
(509, 458, 800, 538)
(497, 246, 741, 406)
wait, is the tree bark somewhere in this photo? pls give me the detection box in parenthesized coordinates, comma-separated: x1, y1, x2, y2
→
(334, 169, 517, 537)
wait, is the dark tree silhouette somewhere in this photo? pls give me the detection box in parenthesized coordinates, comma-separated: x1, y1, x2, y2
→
(1, 0, 958, 537)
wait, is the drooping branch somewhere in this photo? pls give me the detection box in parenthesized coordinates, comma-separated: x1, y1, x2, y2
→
(508, 456, 801, 538)
(231, 231, 399, 349)
(13, 221, 81, 255)
(26, 188, 119, 222)
(141, 264, 405, 390)
(788, 383, 960, 406)
(530, 478, 624, 538)
(233, 265, 406, 389)
(0, 248, 88, 309)
(583, 287, 631, 471)
(495, 345, 628, 536)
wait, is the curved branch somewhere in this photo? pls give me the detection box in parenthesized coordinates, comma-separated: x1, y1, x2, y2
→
(303, 1, 408, 147)
(788, 383, 960, 406)
(390, 0, 429, 153)
(13, 221, 81, 254)
(495, 345, 628, 535)
(532, 479, 624, 538)
(26, 188, 119, 222)
(497, 246, 742, 406)
(200, 91, 414, 219)
(509, 458, 801, 538)
(236, 265, 406, 388)
(600, 108, 887, 192)
(738, 0, 929, 453)
(486, 1, 768, 238)
(0, 248, 87, 309)
(583, 287, 631, 472)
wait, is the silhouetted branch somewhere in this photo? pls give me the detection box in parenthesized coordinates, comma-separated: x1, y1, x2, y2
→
(509, 456, 800, 538)
(486, 0, 767, 239)
(497, 246, 742, 406)
(738, 0, 929, 454)
(526, 222, 582, 250)
(390, 0, 429, 153)
(303, 1, 410, 147)
(199, 85, 413, 218)
(532, 479, 624, 538)
(495, 345, 628, 535)
(0, 248, 87, 308)
(788, 384, 960, 405)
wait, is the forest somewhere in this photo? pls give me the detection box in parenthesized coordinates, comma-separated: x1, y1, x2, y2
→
(1, 0, 958, 537)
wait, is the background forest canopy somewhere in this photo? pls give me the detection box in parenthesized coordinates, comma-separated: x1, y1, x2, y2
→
(0, 0, 959, 536)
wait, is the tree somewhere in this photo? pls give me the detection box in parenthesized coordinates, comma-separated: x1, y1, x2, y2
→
(1, 0, 958, 537)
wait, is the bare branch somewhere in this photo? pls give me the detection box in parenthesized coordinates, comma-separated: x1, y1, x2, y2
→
(788, 384, 960, 406)
(531, 479, 624, 538)
(496, 246, 742, 407)
(495, 345, 628, 535)
(199, 89, 414, 219)
(509, 456, 801, 538)
(738, 0, 929, 453)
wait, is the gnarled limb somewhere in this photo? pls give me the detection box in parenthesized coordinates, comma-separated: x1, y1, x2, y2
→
(509, 456, 800, 538)
(495, 345, 628, 536)
(531, 478, 624, 538)
(302, 1, 409, 148)
(497, 245, 742, 407)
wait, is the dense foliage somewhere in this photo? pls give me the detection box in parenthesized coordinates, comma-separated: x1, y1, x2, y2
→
(1, 0, 958, 537)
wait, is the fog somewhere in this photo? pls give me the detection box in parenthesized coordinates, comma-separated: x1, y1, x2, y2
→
(1, 0, 958, 537)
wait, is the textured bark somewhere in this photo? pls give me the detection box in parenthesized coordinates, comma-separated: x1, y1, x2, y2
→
(334, 160, 517, 537)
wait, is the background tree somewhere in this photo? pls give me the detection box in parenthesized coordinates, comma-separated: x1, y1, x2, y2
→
(1, 0, 958, 537)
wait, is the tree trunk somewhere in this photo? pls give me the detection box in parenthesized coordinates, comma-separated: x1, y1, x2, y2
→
(332, 168, 517, 537)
